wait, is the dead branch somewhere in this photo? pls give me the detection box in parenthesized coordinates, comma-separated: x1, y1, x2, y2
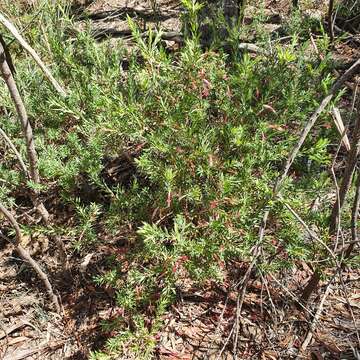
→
(279, 196, 337, 261)
(330, 144, 343, 252)
(329, 99, 360, 234)
(275, 58, 360, 195)
(0, 202, 60, 312)
(0, 13, 66, 96)
(328, 0, 335, 43)
(255, 59, 360, 304)
(338, 272, 360, 347)
(346, 170, 360, 259)
(233, 256, 255, 356)
(331, 107, 351, 152)
(257, 59, 360, 300)
(309, 32, 355, 92)
(0, 126, 29, 178)
(299, 281, 333, 354)
(268, 273, 314, 316)
(301, 72, 360, 304)
(0, 34, 49, 223)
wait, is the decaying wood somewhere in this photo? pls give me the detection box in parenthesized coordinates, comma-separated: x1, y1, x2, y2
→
(238, 42, 269, 55)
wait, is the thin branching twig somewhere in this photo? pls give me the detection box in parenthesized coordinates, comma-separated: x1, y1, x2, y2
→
(299, 279, 333, 355)
(0, 34, 49, 223)
(0, 202, 60, 312)
(300, 60, 360, 303)
(347, 170, 360, 259)
(279, 196, 337, 262)
(329, 100, 360, 234)
(0, 126, 29, 178)
(328, 0, 335, 43)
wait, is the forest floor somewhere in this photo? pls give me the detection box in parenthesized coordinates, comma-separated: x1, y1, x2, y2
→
(0, 0, 360, 359)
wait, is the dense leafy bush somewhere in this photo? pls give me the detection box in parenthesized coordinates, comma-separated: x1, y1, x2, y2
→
(0, 1, 346, 358)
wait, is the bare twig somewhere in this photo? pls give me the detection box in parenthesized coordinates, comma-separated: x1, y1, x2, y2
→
(0, 202, 60, 312)
(275, 53, 359, 194)
(0, 34, 49, 223)
(299, 280, 333, 354)
(300, 60, 360, 303)
(217, 248, 260, 359)
(328, 0, 335, 43)
(0, 126, 29, 178)
(331, 107, 351, 152)
(330, 144, 343, 253)
(338, 272, 360, 347)
(216, 323, 235, 360)
(346, 170, 360, 259)
(351, 82, 359, 115)
(279, 197, 337, 262)
(309, 32, 355, 92)
(253, 59, 360, 305)
(301, 134, 343, 304)
(0, 13, 66, 96)
(329, 98, 360, 234)
(233, 259, 254, 357)
(259, 271, 277, 316)
(268, 273, 314, 317)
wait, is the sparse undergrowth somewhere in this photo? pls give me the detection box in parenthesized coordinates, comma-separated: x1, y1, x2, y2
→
(0, 1, 359, 359)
